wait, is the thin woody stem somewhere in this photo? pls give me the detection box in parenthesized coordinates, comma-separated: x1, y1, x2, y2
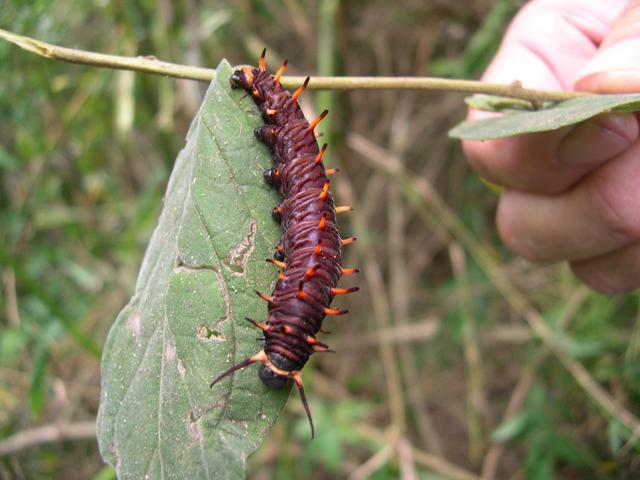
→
(0, 27, 215, 81)
(0, 27, 586, 103)
(279, 76, 586, 102)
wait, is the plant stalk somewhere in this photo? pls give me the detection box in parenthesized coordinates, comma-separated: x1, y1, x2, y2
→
(0, 27, 586, 102)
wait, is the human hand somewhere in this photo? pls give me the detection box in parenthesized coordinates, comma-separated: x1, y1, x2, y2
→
(463, 0, 640, 294)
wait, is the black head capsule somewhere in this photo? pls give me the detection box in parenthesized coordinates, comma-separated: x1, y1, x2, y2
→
(230, 66, 256, 89)
(230, 71, 244, 88)
(258, 364, 291, 389)
(258, 351, 298, 389)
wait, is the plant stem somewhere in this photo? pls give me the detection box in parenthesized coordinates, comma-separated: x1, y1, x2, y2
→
(0, 28, 215, 81)
(0, 27, 586, 102)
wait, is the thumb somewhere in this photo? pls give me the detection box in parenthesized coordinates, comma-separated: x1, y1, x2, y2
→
(575, 0, 640, 92)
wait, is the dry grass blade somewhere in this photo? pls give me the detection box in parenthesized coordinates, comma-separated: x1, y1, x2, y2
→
(348, 444, 393, 480)
(0, 421, 96, 455)
(332, 317, 439, 350)
(450, 243, 488, 463)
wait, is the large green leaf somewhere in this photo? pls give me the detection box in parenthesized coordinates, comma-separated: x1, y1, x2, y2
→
(449, 93, 640, 140)
(97, 60, 288, 479)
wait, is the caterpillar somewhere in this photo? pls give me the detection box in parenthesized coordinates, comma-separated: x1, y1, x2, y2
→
(210, 50, 358, 438)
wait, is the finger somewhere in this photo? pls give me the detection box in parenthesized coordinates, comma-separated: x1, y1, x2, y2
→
(496, 138, 640, 262)
(480, 0, 627, 90)
(571, 241, 640, 294)
(464, 0, 635, 194)
(463, 112, 638, 194)
(576, 0, 640, 92)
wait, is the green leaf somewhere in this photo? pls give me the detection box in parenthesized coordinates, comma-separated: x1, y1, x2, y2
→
(552, 330, 605, 359)
(0, 145, 20, 171)
(92, 465, 116, 480)
(491, 411, 529, 443)
(0, 328, 27, 363)
(97, 60, 288, 479)
(29, 322, 61, 416)
(464, 95, 545, 112)
(608, 421, 623, 454)
(449, 93, 640, 140)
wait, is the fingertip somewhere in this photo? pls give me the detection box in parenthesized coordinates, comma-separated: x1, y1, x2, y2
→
(570, 242, 640, 295)
(575, 69, 640, 93)
(464, 126, 575, 194)
(558, 112, 639, 168)
(573, 2, 640, 93)
(593, 112, 639, 144)
(462, 129, 545, 187)
(495, 193, 518, 255)
(570, 260, 621, 295)
(496, 191, 547, 263)
(462, 135, 506, 186)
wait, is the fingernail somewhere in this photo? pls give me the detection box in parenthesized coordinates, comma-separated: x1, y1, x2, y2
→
(575, 69, 640, 93)
(558, 113, 638, 167)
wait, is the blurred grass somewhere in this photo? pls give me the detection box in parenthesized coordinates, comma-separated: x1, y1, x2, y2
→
(1, 1, 639, 479)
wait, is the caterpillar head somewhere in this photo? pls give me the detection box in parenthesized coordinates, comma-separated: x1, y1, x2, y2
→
(230, 66, 256, 90)
(230, 48, 267, 90)
(258, 352, 295, 389)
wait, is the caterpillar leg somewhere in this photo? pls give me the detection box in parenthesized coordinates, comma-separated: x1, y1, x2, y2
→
(263, 167, 281, 188)
(273, 243, 285, 261)
(254, 125, 277, 146)
(271, 204, 284, 222)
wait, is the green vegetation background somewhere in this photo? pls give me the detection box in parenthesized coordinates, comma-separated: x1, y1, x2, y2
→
(1, 1, 639, 478)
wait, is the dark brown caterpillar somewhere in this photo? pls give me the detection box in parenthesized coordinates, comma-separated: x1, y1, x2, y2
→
(210, 50, 358, 437)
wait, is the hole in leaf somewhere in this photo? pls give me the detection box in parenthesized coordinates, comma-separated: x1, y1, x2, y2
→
(196, 325, 224, 341)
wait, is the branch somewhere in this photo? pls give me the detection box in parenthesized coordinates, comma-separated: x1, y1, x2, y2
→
(0, 28, 215, 81)
(0, 27, 585, 103)
(0, 421, 96, 455)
